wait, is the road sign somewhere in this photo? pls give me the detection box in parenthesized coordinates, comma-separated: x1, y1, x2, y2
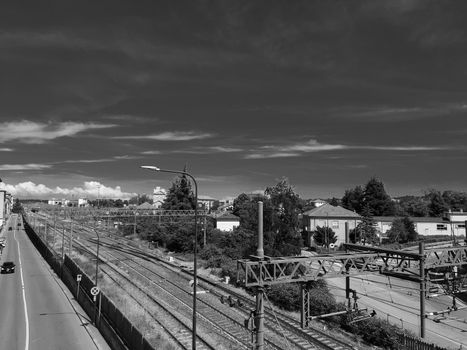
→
(90, 286, 100, 296)
(76, 274, 82, 282)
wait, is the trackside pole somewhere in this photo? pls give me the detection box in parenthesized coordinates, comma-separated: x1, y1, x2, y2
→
(419, 242, 425, 338)
(345, 222, 351, 309)
(255, 201, 264, 350)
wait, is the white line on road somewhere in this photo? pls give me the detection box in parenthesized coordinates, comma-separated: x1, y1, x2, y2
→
(14, 223, 30, 350)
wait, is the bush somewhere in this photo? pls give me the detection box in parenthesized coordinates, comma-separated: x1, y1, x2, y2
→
(219, 258, 242, 284)
(266, 284, 301, 311)
(340, 316, 403, 349)
(265, 280, 338, 314)
(199, 244, 223, 261)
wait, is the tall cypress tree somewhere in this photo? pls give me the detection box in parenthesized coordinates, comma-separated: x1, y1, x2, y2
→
(363, 177, 395, 216)
(161, 174, 196, 210)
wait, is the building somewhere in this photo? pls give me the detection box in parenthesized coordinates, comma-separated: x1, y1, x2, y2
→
(152, 186, 167, 208)
(48, 198, 64, 206)
(302, 203, 361, 247)
(217, 197, 235, 211)
(308, 199, 327, 208)
(213, 212, 240, 231)
(198, 195, 217, 211)
(78, 198, 89, 207)
(444, 210, 467, 237)
(0, 191, 12, 227)
(374, 210, 467, 238)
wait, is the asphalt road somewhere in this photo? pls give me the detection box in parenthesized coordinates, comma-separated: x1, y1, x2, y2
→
(328, 273, 467, 349)
(0, 214, 110, 350)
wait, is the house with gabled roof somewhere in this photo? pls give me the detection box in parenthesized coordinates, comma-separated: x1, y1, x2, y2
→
(301, 203, 361, 247)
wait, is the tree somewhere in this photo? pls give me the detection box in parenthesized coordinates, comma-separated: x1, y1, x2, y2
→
(342, 186, 365, 214)
(426, 190, 448, 217)
(351, 205, 378, 244)
(265, 178, 303, 256)
(442, 190, 467, 212)
(387, 219, 406, 243)
(12, 198, 23, 214)
(313, 226, 337, 248)
(128, 194, 152, 206)
(387, 216, 417, 243)
(363, 177, 395, 216)
(162, 174, 195, 210)
(233, 179, 303, 257)
(397, 196, 429, 217)
(233, 193, 272, 232)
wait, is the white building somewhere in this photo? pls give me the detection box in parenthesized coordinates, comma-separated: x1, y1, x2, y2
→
(48, 198, 64, 206)
(152, 186, 167, 208)
(78, 198, 89, 207)
(308, 199, 328, 208)
(199, 195, 217, 211)
(0, 191, 12, 227)
(374, 210, 467, 238)
(214, 212, 240, 231)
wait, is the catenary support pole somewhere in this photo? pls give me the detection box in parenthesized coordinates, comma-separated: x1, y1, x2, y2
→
(255, 201, 264, 350)
(345, 222, 351, 309)
(419, 242, 425, 338)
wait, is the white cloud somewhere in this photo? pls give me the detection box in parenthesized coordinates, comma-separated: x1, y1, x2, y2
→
(60, 155, 143, 164)
(117, 131, 213, 141)
(244, 138, 448, 159)
(364, 146, 446, 151)
(142, 146, 242, 155)
(272, 139, 347, 152)
(0, 148, 13, 151)
(245, 152, 301, 159)
(141, 150, 162, 155)
(204, 146, 242, 153)
(0, 120, 116, 144)
(2, 181, 136, 200)
(0, 163, 51, 170)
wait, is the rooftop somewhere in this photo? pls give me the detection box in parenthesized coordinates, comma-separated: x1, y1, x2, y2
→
(303, 203, 361, 218)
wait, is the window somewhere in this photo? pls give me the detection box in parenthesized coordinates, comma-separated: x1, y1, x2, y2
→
(436, 224, 447, 230)
(331, 221, 339, 229)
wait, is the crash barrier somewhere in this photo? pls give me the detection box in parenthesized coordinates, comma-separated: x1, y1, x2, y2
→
(398, 333, 449, 350)
(22, 216, 154, 350)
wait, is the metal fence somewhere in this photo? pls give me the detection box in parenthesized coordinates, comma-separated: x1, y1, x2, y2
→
(22, 216, 154, 350)
(398, 333, 450, 350)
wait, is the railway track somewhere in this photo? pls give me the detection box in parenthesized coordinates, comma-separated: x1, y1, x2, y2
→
(26, 211, 357, 350)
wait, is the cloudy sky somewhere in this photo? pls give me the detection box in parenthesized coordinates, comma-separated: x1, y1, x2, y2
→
(1, 0, 467, 200)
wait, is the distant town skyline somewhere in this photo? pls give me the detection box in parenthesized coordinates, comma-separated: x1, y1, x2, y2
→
(1, 1, 467, 200)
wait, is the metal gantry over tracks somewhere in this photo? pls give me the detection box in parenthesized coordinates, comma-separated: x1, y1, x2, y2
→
(237, 212, 467, 345)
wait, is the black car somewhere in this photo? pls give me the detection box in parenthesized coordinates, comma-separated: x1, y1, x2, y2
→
(1, 261, 15, 274)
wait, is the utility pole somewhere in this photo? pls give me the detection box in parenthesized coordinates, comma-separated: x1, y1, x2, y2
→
(345, 222, 351, 309)
(419, 242, 425, 338)
(255, 201, 264, 350)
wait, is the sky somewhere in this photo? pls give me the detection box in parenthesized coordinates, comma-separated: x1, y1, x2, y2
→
(1, 0, 467, 201)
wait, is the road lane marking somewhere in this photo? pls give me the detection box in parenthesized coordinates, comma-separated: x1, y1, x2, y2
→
(14, 228, 30, 350)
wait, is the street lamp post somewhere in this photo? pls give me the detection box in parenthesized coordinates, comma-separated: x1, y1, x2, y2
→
(141, 165, 199, 350)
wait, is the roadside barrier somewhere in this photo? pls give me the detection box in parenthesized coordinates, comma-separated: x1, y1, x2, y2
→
(22, 215, 154, 350)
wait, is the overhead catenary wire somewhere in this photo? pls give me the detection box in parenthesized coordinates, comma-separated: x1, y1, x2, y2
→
(263, 291, 293, 350)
